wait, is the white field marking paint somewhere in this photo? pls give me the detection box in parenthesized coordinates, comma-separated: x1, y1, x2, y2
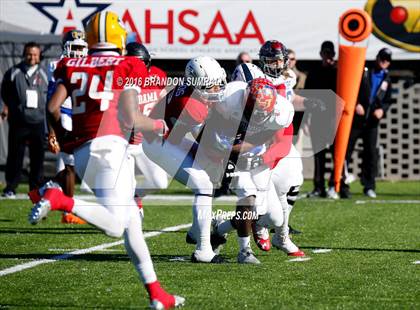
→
(413, 261, 420, 265)
(1, 194, 238, 203)
(287, 257, 312, 262)
(48, 248, 122, 252)
(355, 200, 420, 205)
(169, 256, 189, 262)
(312, 249, 332, 254)
(0, 223, 191, 277)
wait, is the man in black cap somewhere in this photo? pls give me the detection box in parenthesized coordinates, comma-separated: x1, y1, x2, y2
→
(340, 48, 393, 198)
(305, 40, 338, 198)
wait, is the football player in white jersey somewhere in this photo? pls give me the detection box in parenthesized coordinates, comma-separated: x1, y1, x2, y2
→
(201, 78, 294, 264)
(227, 40, 305, 255)
(142, 56, 227, 264)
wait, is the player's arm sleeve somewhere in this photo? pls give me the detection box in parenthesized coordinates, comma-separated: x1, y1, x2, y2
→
(267, 96, 295, 130)
(261, 126, 293, 169)
(53, 60, 68, 86)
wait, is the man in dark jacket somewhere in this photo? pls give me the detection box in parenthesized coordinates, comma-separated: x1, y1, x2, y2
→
(341, 48, 393, 198)
(305, 41, 337, 198)
(1, 42, 48, 198)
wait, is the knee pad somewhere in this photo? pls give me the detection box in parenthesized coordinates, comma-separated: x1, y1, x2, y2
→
(287, 185, 300, 206)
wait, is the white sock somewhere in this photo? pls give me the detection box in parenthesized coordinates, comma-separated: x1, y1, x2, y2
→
(217, 220, 234, 235)
(279, 194, 290, 236)
(238, 236, 251, 251)
(72, 198, 124, 238)
(124, 204, 157, 284)
(193, 195, 213, 255)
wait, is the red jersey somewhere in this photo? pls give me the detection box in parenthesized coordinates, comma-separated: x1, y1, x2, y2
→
(130, 65, 167, 145)
(148, 84, 209, 145)
(55, 54, 148, 151)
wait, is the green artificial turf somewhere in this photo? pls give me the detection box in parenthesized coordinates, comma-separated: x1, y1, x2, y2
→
(0, 181, 419, 309)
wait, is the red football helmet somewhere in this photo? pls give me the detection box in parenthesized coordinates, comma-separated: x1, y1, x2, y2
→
(245, 78, 277, 125)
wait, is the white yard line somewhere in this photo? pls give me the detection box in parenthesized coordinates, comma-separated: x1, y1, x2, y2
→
(0, 194, 238, 203)
(0, 223, 191, 277)
(355, 200, 420, 204)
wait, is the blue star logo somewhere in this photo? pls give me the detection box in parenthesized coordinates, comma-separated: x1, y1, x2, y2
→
(29, 0, 111, 34)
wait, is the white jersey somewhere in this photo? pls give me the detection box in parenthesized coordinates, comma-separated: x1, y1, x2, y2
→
(216, 81, 294, 134)
(48, 58, 72, 131)
(232, 63, 296, 102)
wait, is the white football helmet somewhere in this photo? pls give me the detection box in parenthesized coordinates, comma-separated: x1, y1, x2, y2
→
(62, 30, 88, 58)
(185, 56, 227, 104)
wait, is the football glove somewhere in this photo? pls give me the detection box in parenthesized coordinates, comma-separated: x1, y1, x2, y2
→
(303, 97, 327, 112)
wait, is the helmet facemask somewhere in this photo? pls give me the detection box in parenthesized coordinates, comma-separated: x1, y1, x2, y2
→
(185, 56, 227, 106)
(198, 83, 226, 106)
(260, 55, 285, 78)
(63, 39, 88, 58)
(259, 40, 289, 78)
(245, 78, 277, 125)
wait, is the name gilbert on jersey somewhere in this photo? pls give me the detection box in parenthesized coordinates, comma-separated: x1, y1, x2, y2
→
(66, 57, 125, 68)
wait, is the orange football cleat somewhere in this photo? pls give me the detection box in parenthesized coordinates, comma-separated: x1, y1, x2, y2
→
(61, 212, 87, 224)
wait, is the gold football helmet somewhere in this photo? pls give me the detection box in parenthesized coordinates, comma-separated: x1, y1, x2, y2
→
(85, 11, 127, 54)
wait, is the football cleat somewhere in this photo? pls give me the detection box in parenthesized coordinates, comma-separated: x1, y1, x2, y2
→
(61, 212, 86, 224)
(254, 236, 271, 252)
(191, 252, 224, 264)
(272, 233, 305, 257)
(252, 224, 271, 251)
(150, 295, 185, 310)
(210, 233, 227, 254)
(237, 249, 261, 264)
(146, 281, 185, 309)
(28, 199, 51, 225)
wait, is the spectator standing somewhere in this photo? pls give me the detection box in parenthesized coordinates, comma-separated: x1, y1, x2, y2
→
(1, 42, 48, 198)
(341, 48, 393, 198)
(236, 52, 252, 65)
(287, 48, 306, 90)
(305, 41, 337, 198)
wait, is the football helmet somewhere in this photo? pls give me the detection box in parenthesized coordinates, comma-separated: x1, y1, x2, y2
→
(62, 30, 88, 58)
(85, 11, 127, 54)
(259, 40, 288, 78)
(245, 78, 277, 125)
(185, 56, 227, 104)
(126, 42, 151, 69)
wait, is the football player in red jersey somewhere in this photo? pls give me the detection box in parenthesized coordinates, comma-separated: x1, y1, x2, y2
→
(125, 42, 169, 212)
(143, 56, 227, 263)
(32, 29, 88, 225)
(28, 11, 184, 310)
